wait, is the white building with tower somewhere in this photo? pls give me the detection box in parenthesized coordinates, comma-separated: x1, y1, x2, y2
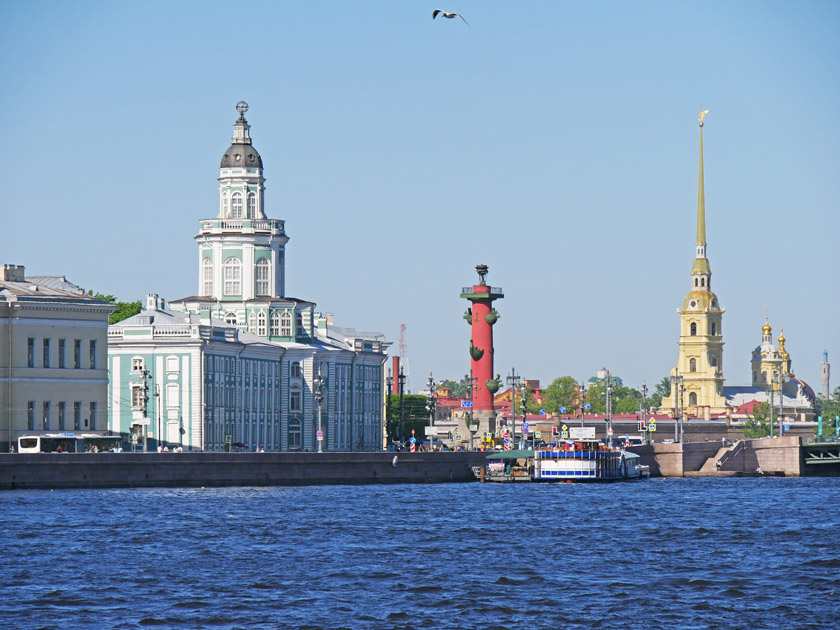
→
(108, 103, 389, 452)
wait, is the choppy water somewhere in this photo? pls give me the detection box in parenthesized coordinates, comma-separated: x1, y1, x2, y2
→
(1, 478, 839, 630)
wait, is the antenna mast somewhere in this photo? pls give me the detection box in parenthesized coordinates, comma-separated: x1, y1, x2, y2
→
(399, 323, 411, 393)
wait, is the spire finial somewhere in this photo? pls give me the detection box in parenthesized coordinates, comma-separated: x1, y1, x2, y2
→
(236, 100, 249, 121)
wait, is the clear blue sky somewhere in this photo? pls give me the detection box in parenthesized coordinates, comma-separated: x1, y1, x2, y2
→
(2, 1, 838, 393)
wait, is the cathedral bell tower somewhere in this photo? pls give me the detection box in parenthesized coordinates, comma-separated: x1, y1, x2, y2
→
(195, 102, 289, 303)
(661, 111, 728, 419)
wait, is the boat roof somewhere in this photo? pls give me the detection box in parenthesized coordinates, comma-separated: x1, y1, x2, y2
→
(487, 449, 534, 460)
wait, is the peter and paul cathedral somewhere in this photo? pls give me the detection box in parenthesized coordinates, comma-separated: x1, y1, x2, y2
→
(661, 111, 729, 419)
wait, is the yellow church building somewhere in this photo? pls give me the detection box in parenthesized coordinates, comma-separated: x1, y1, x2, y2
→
(661, 112, 729, 419)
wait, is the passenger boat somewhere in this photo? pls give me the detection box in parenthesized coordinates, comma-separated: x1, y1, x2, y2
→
(533, 438, 646, 482)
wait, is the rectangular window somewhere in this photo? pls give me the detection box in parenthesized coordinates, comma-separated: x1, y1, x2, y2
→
(74, 340, 81, 368)
(27, 401, 35, 430)
(290, 390, 302, 411)
(166, 383, 180, 408)
(58, 339, 66, 368)
(73, 402, 81, 430)
(89, 340, 97, 369)
(43, 401, 51, 430)
(132, 357, 144, 373)
(59, 402, 66, 431)
(27, 338, 35, 367)
(89, 402, 97, 431)
(166, 356, 179, 372)
(131, 386, 145, 409)
(43, 338, 51, 368)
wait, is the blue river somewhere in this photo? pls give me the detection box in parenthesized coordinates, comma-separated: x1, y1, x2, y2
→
(1, 477, 839, 629)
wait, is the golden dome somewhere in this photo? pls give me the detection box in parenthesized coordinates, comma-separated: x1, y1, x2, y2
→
(762, 321, 772, 335)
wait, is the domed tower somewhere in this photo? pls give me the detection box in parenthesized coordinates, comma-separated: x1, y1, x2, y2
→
(195, 102, 289, 303)
(661, 111, 728, 418)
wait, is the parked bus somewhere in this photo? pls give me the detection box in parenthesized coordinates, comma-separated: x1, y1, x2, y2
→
(17, 433, 123, 454)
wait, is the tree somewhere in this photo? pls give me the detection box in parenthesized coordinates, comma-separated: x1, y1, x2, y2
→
(648, 376, 672, 409)
(742, 402, 771, 439)
(386, 394, 429, 443)
(815, 389, 840, 430)
(542, 376, 579, 413)
(438, 378, 470, 399)
(79, 288, 141, 325)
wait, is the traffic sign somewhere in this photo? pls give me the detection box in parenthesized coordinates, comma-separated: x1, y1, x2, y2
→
(561, 431, 569, 438)
(317, 435, 324, 441)
(455, 434, 462, 441)
(584, 403, 591, 409)
(410, 437, 416, 444)
(607, 428, 614, 435)
(561, 424, 568, 431)
(560, 407, 566, 413)
(649, 423, 657, 432)
(523, 422, 529, 429)
(316, 430, 323, 438)
(461, 401, 472, 408)
(540, 409, 546, 415)
(535, 431, 541, 439)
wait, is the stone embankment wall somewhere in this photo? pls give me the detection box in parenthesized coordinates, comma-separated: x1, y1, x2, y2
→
(630, 436, 803, 477)
(0, 451, 489, 490)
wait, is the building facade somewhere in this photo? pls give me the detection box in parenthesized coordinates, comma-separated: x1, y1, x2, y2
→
(1, 264, 114, 451)
(107, 103, 389, 451)
(661, 113, 728, 418)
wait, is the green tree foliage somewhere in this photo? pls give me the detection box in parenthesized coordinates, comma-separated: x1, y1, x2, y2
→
(386, 394, 431, 443)
(648, 376, 672, 409)
(584, 380, 644, 415)
(438, 378, 470, 398)
(79, 288, 142, 325)
(542, 376, 580, 413)
(815, 388, 840, 430)
(742, 402, 771, 438)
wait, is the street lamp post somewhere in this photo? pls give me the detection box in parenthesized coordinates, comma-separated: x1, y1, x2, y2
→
(398, 367, 406, 447)
(640, 381, 648, 443)
(670, 373, 683, 443)
(465, 371, 478, 450)
(314, 366, 325, 453)
(385, 370, 393, 446)
(579, 382, 586, 428)
(506, 368, 520, 450)
(153, 383, 161, 450)
(679, 382, 686, 444)
(605, 370, 613, 445)
(426, 373, 436, 451)
(520, 383, 528, 450)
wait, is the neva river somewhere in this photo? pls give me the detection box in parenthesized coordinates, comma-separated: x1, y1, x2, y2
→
(2, 478, 839, 630)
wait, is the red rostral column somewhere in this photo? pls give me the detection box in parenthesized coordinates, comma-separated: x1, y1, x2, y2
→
(460, 264, 503, 413)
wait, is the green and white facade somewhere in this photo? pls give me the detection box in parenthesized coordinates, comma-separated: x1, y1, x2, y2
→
(107, 104, 389, 451)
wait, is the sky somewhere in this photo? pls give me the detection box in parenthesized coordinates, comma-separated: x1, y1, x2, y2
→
(1, 0, 838, 394)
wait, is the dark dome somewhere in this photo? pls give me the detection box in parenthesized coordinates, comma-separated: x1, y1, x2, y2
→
(220, 144, 263, 169)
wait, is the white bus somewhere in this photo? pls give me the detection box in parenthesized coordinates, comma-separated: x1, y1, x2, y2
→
(17, 433, 123, 454)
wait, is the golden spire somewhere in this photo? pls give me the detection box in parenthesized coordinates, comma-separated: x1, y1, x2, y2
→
(697, 109, 709, 246)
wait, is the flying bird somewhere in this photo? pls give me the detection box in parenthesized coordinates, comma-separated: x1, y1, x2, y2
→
(432, 9, 469, 25)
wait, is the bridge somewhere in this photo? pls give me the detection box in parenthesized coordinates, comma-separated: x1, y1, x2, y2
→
(802, 438, 840, 471)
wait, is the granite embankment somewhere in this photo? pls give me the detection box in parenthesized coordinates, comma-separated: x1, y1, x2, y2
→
(0, 451, 488, 490)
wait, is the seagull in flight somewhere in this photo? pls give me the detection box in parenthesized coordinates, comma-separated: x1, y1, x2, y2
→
(432, 9, 469, 25)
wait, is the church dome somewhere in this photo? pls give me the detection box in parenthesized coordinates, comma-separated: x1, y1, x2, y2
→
(220, 144, 263, 169)
(682, 290, 719, 311)
(762, 322, 772, 335)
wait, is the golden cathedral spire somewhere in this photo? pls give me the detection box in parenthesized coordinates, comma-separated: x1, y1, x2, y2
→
(697, 109, 709, 246)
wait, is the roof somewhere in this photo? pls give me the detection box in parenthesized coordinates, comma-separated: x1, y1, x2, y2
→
(0, 277, 108, 306)
(220, 143, 262, 169)
(487, 449, 534, 460)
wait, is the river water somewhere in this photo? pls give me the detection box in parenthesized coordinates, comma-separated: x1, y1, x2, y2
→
(1, 478, 838, 629)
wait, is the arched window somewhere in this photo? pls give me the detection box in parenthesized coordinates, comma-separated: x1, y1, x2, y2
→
(257, 312, 267, 336)
(689, 358, 697, 372)
(248, 193, 256, 218)
(270, 311, 280, 336)
(711, 322, 717, 336)
(689, 392, 698, 406)
(202, 258, 213, 296)
(255, 258, 270, 296)
(296, 312, 304, 336)
(223, 258, 241, 295)
(694, 278, 698, 287)
(701, 278, 705, 287)
(288, 418, 302, 450)
(225, 312, 237, 325)
(280, 312, 292, 337)
(710, 355, 717, 367)
(231, 192, 243, 219)
(690, 322, 697, 336)
(291, 362, 302, 378)
(248, 312, 257, 334)
(762, 371, 768, 383)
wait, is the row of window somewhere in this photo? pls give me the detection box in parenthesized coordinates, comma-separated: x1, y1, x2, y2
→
(27, 338, 96, 369)
(687, 356, 718, 372)
(28, 401, 97, 431)
(222, 191, 258, 219)
(203, 257, 271, 297)
(688, 322, 720, 336)
(131, 356, 180, 374)
(130, 384, 181, 410)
